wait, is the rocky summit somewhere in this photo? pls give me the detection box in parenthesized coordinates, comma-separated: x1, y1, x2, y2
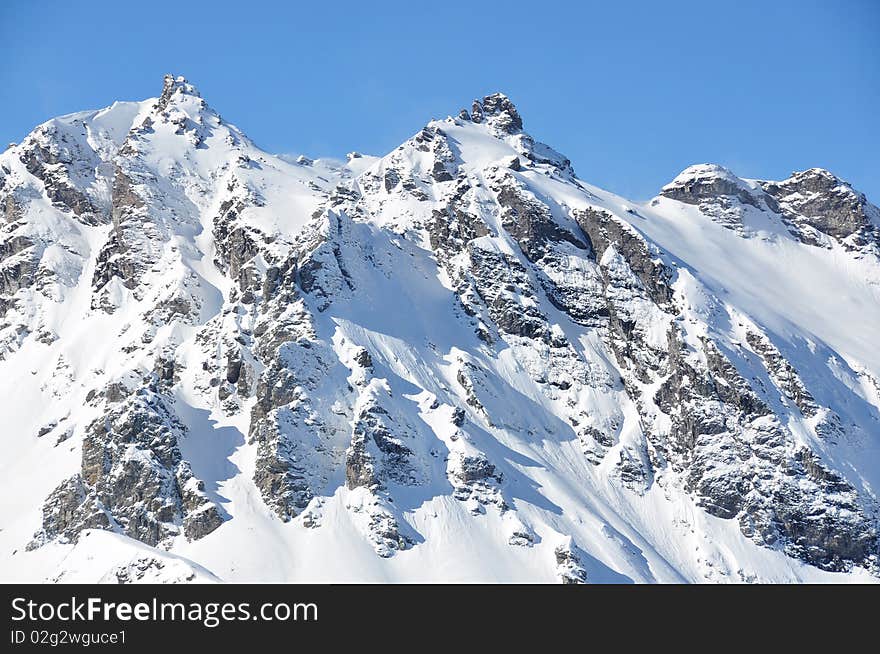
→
(1, 76, 878, 583)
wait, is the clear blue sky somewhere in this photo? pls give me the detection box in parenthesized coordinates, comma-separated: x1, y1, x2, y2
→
(1, 0, 877, 200)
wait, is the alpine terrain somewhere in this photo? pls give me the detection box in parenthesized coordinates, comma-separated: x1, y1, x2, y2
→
(1, 76, 878, 583)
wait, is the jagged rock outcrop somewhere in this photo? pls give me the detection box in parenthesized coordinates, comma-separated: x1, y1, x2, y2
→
(661, 164, 768, 209)
(643, 327, 879, 572)
(760, 168, 880, 249)
(469, 93, 523, 134)
(554, 538, 588, 584)
(659, 164, 781, 232)
(30, 382, 221, 548)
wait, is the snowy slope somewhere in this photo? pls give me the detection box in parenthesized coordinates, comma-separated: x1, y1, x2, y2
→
(0, 77, 877, 583)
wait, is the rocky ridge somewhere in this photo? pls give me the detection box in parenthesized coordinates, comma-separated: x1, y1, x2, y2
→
(1, 77, 879, 583)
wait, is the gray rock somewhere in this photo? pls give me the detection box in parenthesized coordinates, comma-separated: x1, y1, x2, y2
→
(761, 168, 878, 242)
(31, 383, 222, 549)
(470, 93, 523, 134)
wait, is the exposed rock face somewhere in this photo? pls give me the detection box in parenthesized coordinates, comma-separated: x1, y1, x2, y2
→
(745, 330, 818, 417)
(760, 168, 880, 245)
(91, 170, 150, 299)
(470, 93, 523, 134)
(247, 292, 335, 520)
(31, 383, 221, 549)
(155, 74, 202, 113)
(573, 207, 673, 307)
(659, 164, 782, 232)
(16, 121, 108, 226)
(660, 164, 880, 253)
(427, 187, 490, 265)
(2, 77, 879, 583)
(661, 164, 766, 209)
(28, 475, 109, 548)
(642, 327, 879, 571)
(554, 539, 588, 584)
(20, 146, 99, 224)
(493, 176, 587, 260)
(467, 243, 553, 342)
(0, 234, 38, 296)
(90, 84, 218, 311)
(345, 379, 425, 492)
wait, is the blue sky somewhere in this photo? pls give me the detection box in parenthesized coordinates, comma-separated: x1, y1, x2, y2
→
(1, 0, 877, 200)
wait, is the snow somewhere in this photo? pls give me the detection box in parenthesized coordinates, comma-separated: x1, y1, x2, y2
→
(0, 79, 878, 584)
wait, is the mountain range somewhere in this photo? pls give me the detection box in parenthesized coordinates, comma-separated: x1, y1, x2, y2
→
(1, 75, 878, 583)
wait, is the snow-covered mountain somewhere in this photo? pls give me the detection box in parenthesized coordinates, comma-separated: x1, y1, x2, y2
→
(1, 75, 878, 583)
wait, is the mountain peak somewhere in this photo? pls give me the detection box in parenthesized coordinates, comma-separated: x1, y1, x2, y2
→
(155, 74, 202, 111)
(660, 163, 765, 208)
(776, 167, 853, 193)
(760, 167, 868, 212)
(760, 167, 878, 239)
(666, 163, 740, 186)
(465, 92, 523, 134)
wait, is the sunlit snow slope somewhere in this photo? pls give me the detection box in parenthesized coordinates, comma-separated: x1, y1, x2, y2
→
(1, 76, 878, 583)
